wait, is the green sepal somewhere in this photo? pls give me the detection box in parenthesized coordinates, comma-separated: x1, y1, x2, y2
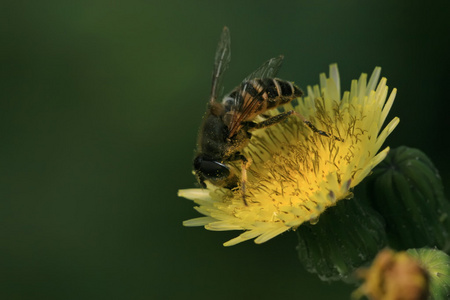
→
(296, 197, 387, 282)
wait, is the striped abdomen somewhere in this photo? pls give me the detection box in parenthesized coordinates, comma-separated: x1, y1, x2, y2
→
(225, 78, 303, 116)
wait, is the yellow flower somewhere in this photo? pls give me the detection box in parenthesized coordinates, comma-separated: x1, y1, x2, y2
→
(179, 64, 399, 246)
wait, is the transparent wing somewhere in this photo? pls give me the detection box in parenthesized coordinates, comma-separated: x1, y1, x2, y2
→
(244, 55, 284, 80)
(226, 56, 284, 137)
(233, 55, 284, 114)
(210, 27, 231, 104)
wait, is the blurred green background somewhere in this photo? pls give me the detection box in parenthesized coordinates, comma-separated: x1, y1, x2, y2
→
(1, 1, 450, 299)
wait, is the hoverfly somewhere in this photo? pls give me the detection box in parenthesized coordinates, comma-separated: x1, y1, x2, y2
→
(193, 27, 334, 205)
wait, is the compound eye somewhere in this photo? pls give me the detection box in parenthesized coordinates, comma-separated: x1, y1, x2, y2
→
(194, 156, 230, 180)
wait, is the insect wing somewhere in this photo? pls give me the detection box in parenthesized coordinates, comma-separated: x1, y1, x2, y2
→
(243, 55, 284, 81)
(226, 56, 284, 137)
(210, 27, 231, 104)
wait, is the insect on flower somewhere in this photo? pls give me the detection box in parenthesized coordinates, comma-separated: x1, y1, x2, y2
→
(193, 27, 336, 205)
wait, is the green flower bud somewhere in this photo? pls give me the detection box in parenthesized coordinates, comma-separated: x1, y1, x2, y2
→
(407, 248, 450, 300)
(362, 146, 450, 251)
(296, 198, 387, 282)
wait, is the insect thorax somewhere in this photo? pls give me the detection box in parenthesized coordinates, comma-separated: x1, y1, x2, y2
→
(198, 113, 250, 160)
(198, 113, 229, 159)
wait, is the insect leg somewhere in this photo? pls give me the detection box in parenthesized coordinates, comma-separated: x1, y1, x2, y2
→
(247, 110, 342, 141)
(229, 152, 251, 206)
(246, 110, 296, 131)
(294, 112, 342, 141)
(241, 157, 249, 206)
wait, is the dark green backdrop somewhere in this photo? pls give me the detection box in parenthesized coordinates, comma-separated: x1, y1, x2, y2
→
(1, 1, 449, 299)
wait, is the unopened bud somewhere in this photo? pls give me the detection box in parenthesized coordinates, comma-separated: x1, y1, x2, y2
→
(362, 146, 450, 251)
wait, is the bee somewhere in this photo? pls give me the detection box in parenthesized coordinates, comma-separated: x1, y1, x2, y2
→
(193, 27, 334, 205)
